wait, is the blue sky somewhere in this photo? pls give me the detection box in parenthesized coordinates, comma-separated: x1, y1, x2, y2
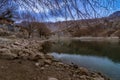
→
(14, 0, 120, 22)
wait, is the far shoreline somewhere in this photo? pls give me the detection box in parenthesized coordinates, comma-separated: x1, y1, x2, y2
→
(49, 36, 120, 42)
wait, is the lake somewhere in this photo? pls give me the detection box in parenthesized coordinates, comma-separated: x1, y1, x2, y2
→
(43, 40, 120, 80)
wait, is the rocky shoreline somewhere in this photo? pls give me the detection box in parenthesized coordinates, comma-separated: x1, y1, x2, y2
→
(0, 37, 110, 80)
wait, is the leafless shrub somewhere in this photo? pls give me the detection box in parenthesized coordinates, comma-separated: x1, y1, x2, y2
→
(30, 22, 51, 38)
(16, 21, 51, 38)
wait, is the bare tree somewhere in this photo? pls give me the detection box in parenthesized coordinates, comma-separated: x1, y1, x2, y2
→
(0, 0, 17, 19)
(0, 0, 117, 21)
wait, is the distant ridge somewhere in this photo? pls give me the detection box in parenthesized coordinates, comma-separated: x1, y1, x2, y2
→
(109, 11, 120, 18)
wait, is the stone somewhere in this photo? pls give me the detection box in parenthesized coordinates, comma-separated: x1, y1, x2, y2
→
(57, 62, 64, 65)
(0, 49, 18, 60)
(40, 67, 45, 70)
(37, 60, 45, 66)
(35, 62, 40, 66)
(93, 77, 105, 80)
(44, 59, 52, 65)
(37, 53, 45, 59)
(52, 59, 59, 62)
(48, 77, 58, 80)
(45, 54, 53, 59)
(79, 75, 87, 80)
(31, 55, 41, 62)
(1, 66, 4, 69)
(0, 49, 11, 54)
(14, 42, 20, 45)
(79, 67, 89, 75)
(45, 64, 49, 67)
(9, 35, 16, 38)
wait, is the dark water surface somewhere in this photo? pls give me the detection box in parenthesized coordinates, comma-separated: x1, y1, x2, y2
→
(44, 40, 120, 80)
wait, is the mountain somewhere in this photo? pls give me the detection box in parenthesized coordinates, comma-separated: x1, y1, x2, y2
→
(109, 11, 120, 18)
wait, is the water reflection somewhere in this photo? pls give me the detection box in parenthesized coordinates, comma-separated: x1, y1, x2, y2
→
(51, 53, 120, 80)
(49, 40, 120, 62)
(45, 40, 120, 80)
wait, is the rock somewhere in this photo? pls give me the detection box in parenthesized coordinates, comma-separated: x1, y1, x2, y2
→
(97, 72, 102, 75)
(57, 62, 64, 66)
(92, 73, 103, 78)
(44, 59, 52, 65)
(79, 75, 87, 80)
(45, 64, 49, 67)
(35, 62, 40, 66)
(37, 53, 45, 59)
(11, 44, 19, 48)
(8, 35, 16, 38)
(79, 67, 89, 76)
(48, 77, 58, 80)
(72, 64, 78, 69)
(0, 49, 18, 59)
(31, 54, 45, 62)
(40, 67, 45, 70)
(0, 28, 4, 32)
(52, 59, 59, 62)
(31, 55, 41, 62)
(14, 42, 20, 45)
(1, 66, 4, 69)
(45, 54, 53, 59)
(38, 60, 44, 66)
(0, 45, 7, 48)
(93, 77, 105, 80)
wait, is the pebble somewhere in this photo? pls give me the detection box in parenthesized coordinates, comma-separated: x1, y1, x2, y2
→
(40, 67, 45, 70)
(79, 67, 89, 75)
(45, 54, 53, 59)
(44, 59, 52, 65)
(38, 54, 45, 59)
(1, 66, 4, 69)
(93, 77, 105, 80)
(45, 64, 49, 67)
(48, 77, 58, 80)
(57, 62, 64, 65)
(79, 75, 87, 80)
(35, 62, 40, 66)
(14, 42, 20, 45)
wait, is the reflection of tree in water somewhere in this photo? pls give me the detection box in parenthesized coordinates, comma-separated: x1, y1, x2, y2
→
(50, 40, 120, 63)
(40, 41, 52, 54)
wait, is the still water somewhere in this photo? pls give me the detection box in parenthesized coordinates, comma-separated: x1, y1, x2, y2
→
(44, 40, 120, 80)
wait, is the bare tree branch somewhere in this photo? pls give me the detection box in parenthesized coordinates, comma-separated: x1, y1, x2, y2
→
(0, 0, 117, 21)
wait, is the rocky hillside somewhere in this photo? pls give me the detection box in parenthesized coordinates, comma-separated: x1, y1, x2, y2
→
(48, 11, 120, 37)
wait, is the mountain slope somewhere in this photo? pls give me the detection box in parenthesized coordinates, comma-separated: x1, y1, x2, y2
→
(109, 11, 120, 18)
